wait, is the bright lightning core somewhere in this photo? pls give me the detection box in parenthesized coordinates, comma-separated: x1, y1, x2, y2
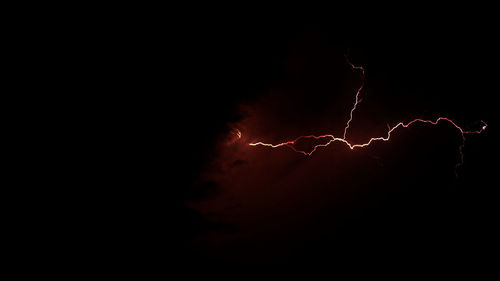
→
(248, 55, 487, 176)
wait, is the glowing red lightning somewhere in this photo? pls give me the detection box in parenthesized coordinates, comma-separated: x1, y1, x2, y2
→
(248, 55, 488, 176)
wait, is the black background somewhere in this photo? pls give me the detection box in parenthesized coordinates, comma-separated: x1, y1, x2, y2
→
(92, 9, 498, 270)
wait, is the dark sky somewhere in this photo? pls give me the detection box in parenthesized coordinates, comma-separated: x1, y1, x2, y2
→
(119, 11, 498, 269)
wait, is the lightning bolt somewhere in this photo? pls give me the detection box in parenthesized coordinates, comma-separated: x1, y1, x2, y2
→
(343, 53, 365, 140)
(248, 55, 488, 176)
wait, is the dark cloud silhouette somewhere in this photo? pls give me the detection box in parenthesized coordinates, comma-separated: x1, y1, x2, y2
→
(179, 28, 496, 266)
(116, 14, 497, 269)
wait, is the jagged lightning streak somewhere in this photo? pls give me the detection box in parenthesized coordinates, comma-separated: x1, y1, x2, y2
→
(248, 55, 488, 176)
(343, 53, 365, 140)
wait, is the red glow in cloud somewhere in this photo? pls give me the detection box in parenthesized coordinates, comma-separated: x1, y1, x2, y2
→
(247, 55, 487, 176)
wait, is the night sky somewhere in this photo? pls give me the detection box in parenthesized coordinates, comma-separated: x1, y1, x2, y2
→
(118, 12, 498, 269)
